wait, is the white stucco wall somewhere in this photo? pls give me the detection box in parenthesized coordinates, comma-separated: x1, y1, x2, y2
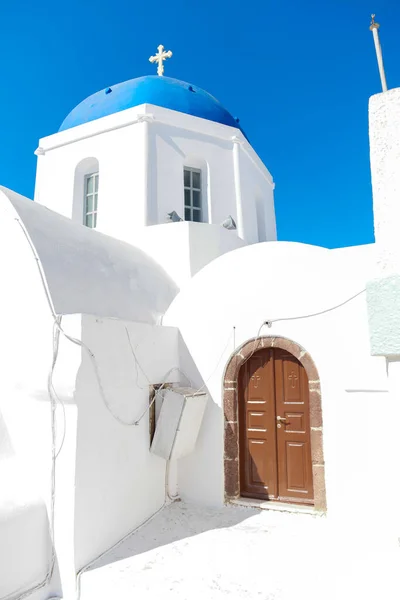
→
(132, 221, 246, 289)
(1, 309, 181, 599)
(73, 316, 180, 571)
(238, 146, 276, 243)
(0, 191, 62, 599)
(369, 87, 400, 275)
(367, 88, 400, 356)
(34, 103, 275, 246)
(164, 241, 397, 549)
(0, 187, 184, 598)
(367, 89, 400, 525)
(34, 114, 148, 236)
(0, 411, 57, 600)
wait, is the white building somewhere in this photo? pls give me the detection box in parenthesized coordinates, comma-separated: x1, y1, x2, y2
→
(1, 56, 399, 600)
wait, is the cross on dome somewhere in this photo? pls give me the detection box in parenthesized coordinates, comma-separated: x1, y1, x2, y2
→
(149, 45, 173, 76)
(370, 13, 380, 30)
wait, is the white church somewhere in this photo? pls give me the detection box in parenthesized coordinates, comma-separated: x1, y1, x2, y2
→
(1, 33, 400, 599)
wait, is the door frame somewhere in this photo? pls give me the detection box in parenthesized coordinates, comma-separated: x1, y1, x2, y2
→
(223, 336, 327, 512)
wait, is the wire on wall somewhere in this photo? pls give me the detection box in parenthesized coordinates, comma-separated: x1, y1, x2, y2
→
(13, 215, 197, 600)
(263, 288, 366, 328)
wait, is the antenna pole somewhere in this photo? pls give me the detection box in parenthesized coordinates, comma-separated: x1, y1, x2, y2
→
(370, 14, 388, 92)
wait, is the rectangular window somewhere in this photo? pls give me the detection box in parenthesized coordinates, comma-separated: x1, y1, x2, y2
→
(84, 172, 99, 228)
(183, 167, 202, 222)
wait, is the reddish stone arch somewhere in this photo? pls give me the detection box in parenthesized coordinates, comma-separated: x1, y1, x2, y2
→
(223, 336, 327, 512)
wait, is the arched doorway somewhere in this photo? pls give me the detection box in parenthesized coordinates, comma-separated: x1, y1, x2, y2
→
(223, 337, 326, 511)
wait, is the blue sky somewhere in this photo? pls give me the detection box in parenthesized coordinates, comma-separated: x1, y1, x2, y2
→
(0, 0, 399, 247)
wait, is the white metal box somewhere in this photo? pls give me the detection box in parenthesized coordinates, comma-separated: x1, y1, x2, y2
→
(150, 387, 208, 460)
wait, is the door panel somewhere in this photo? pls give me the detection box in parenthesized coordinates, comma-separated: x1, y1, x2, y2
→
(239, 350, 278, 499)
(286, 442, 307, 489)
(239, 348, 314, 504)
(274, 350, 314, 503)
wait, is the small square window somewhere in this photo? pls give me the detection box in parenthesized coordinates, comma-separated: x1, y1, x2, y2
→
(192, 209, 201, 222)
(192, 190, 201, 208)
(184, 169, 191, 187)
(86, 177, 94, 194)
(192, 171, 200, 189)
(184, 189, 191, 207)
(86, 195, 94, 213)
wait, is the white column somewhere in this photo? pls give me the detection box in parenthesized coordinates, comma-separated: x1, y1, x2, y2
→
(232, 136, 245, 240)
(138, 114, 154, 227)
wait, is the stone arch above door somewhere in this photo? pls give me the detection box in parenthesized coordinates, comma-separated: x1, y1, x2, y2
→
(223, 336, 327, 511)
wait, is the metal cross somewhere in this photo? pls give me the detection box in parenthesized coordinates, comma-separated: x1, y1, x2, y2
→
(288, 371, 298, 388)
(149, 45, 173, 76)
(370, 13, 380, 30)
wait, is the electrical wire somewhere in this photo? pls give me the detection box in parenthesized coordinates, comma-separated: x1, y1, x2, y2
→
(75, 330, 238, 594)
(13, 215, 196, 600)
(228, 290, 367, 375)
(52, 320, 195, 429)
(125, 327, 148, 390)
(75, 495, 168, 600)
(51, 319, 67, 459)
(2, 220, 60, 600)
(1, 324, 61, 600)
(185, 329, 234, 398)
(132, 365, 192, 426)
(263, 288, 366, 328)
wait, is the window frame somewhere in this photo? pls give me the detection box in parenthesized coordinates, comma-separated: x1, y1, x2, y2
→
(149, 383, 173, 447)
(83, 171, 99, 228)
(183, 167, 202, 222)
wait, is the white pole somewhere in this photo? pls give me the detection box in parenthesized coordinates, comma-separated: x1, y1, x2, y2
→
(370, 14, 388, 92)
(232, 137, 245, 240)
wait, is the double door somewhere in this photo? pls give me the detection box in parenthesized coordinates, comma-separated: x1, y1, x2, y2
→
(239, 348, 314, 504)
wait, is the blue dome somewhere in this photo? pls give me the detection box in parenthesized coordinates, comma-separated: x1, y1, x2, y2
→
(59, 75, 245, 135)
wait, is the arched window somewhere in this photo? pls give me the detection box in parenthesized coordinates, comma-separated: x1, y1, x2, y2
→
(73, 157, 99, 227)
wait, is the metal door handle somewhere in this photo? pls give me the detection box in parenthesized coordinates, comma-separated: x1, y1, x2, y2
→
(276, 416, 287, 422)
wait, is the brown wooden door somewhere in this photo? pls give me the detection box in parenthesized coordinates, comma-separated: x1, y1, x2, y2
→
(239, 350, 278, 499)
(239, 348, 314, 504)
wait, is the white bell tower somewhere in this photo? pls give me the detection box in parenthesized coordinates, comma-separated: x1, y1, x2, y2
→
(34, 50, 277, 285)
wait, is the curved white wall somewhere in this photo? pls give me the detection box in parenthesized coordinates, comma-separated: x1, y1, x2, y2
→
(164, 241, 396, 549)
(4, 187, 177, 324)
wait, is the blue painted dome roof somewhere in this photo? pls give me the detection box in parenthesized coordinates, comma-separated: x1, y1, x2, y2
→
(59, 75, 245, 135)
